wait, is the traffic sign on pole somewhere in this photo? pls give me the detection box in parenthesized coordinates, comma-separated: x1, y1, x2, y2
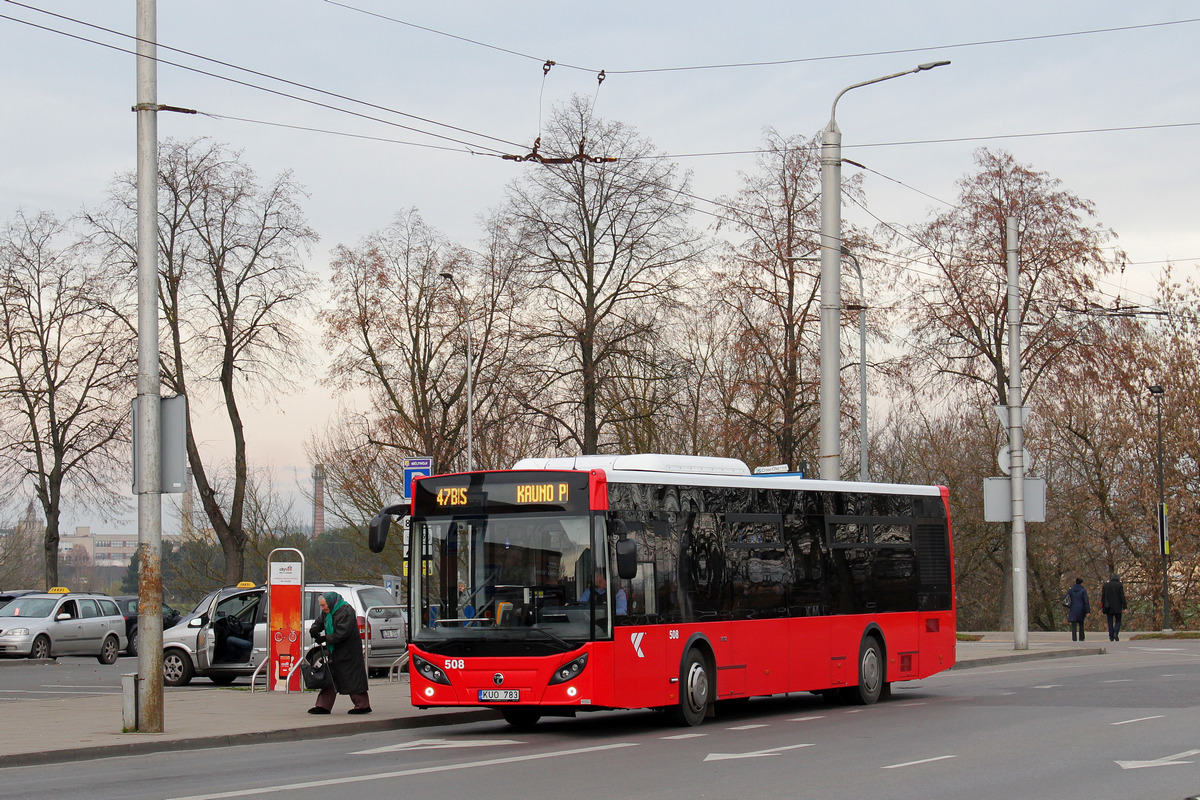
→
(402, 457, 433, 501)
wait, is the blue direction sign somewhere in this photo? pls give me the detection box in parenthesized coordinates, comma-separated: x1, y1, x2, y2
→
(402, 457, 433, 501)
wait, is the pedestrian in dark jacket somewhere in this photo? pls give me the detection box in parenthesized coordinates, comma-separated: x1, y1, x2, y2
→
(307, 592, 371, 715)
(1065, 577, 1090, 642)
(1101, 574, 1128, 642)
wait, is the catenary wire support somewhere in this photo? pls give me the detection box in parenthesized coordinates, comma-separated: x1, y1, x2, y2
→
(502, 136, 616, 164)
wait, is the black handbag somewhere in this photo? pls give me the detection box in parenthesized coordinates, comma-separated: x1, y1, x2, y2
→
(300, 660, 332, 690)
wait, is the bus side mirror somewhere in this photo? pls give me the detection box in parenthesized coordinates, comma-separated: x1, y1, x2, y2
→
(368, 504, 408, 554)
(368, 514, 391, 554)
(615, 538, 637, 581)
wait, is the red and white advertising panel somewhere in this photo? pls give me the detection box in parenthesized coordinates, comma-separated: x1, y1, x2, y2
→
(268, 560, 304, 692)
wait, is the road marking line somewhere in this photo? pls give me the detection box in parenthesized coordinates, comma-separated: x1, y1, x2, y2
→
(165, 742, 640, 800)
(896, 702, 927, 707)
(883, 755, 957, 769)
(1111, 715, 1165, 726)
(727, 724, 768, 730)
(1116, 749, 1200, 770)
(661, 733, 707, 740)
(844, 708, 863, 713)
(788, 715, 825, 722)
(1103, 679, 1134, 683)
(351, 738, 523, 755)
(704, 743, 815, 762)
(1032, 685, 1062, 689)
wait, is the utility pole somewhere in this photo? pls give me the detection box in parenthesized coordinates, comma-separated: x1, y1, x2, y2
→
(134, 0, 164, 731)
(1007, 217, 1029, 651)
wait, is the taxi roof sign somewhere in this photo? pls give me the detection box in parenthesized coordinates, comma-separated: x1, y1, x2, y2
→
(235, 581, 257, 588)
(48, 586, 70, 594)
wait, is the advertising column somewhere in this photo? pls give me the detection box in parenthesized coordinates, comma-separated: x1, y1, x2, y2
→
(268, 555, 304, 692)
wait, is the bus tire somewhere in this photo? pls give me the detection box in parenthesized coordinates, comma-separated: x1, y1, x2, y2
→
(667, 648, 710, 727)
(848, 635, 884, 705)
(501, 708, 542, 729)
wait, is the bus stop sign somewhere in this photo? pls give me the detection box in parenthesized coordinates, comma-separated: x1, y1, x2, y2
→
(402, 457, 432, 501)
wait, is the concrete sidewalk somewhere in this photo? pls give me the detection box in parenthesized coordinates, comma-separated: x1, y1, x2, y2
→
(0, 634, 1111, 768)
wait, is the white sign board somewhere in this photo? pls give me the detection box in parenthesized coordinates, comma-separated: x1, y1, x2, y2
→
(983, 477, 1047, 522)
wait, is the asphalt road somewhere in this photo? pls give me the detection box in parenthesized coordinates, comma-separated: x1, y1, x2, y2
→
(0, 655, 227, 699)
(4, 643, 1200, 800)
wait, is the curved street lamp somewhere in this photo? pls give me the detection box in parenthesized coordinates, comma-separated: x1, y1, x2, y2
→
(818, 60, 949, 479)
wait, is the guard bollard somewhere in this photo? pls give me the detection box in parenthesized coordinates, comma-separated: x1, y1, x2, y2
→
(122, 673, 138, 731)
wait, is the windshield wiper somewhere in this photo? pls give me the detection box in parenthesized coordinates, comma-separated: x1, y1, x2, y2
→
(525, 625, 572, 649)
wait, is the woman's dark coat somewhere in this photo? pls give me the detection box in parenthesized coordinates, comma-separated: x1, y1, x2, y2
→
(1066, 583, 1091, 624)
(309, 603, 368, 696)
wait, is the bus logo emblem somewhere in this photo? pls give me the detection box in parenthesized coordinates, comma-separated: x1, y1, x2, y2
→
(631, 632, 645, 658)
(493, 673, 505, 685)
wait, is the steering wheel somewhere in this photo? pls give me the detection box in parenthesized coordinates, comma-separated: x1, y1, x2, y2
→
(225, 616, 247, 637)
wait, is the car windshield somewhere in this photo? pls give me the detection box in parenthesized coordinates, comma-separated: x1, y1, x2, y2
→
(413, 512, 606, 648)
(0, 597, 57, 618)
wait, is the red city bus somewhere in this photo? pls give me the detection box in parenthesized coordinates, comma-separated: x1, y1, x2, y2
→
(368, 454, 955, 728)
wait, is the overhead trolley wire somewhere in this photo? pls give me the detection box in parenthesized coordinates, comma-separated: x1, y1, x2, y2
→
(319, 2, 1200, 76)
(0, 0, 522, 153)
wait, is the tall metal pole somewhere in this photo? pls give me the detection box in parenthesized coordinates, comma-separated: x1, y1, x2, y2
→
(1007, 217, 1028, 651)
(842, 249, 868, 481)
(441, 274, 473, 471)
(818, 61, 949, 480)
(134, 0, 164, 731)
(1150, 385, 1169, 630)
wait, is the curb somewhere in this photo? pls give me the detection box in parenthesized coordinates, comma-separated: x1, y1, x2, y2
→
(952, 646, 1106, 670)
(0, 708, 500, 769)
(0, 659, 58, 668)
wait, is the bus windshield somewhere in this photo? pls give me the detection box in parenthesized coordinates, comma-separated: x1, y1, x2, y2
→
(413, 512, 610, 649)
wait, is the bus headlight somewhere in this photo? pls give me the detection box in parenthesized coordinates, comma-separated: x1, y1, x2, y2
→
(412, 655, 452, 685)
(548, 653, 588, 685)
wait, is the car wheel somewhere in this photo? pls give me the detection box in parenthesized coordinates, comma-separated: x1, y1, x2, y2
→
(98, 635, 120, 665)
(163, 648, 195, 687)
(127, 628, 138, 657)
(209, 674, 237, 685)
(665, 648, 710, 727)
(30, 634, 52, 660)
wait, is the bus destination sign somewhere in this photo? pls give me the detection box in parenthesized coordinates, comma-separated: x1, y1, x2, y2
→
(414, 471, 590, 516)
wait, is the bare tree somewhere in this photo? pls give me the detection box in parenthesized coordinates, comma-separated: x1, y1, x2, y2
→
(500, 96, 704, 454)
(89, 139, 318, 584)
(0, 211, 134, 587)
(901, 148, 1122, 407)
(321, 207, 469, 474)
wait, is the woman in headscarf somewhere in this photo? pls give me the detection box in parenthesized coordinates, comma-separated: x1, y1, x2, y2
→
(307, 591, 371, 714)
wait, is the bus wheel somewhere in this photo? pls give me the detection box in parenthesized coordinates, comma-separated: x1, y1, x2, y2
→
(667, 648, 710, 727)
(848, 636, 884, 705)
(501, 708, 542, 729)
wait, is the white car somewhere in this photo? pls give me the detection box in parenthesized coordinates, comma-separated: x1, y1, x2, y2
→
(161, 582, 406, 686)
(0, 589, 127, 664)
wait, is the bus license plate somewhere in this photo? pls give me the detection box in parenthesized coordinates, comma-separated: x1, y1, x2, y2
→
(380, 629, 397, 639)
(478, 689, 520, 702)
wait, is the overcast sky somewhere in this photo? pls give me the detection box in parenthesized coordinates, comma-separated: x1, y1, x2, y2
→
(2, 1, 1197, 533)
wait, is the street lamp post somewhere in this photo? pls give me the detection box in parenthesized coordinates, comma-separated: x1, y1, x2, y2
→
(1149, 384, 1169, 630)
(819, 60, 949, 480)
(441, 273, 474, 472)
(841, 247, 868, 482)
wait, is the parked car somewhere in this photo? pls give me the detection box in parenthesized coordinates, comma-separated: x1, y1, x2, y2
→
(161, 581, 405, 686)
(0, 588, 127, 663)
(0, 590, 39, 611)
(112, 595, 182, 657)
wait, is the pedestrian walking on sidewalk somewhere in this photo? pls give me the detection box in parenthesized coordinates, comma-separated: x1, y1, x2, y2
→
(307, 592, 372, 715)
(1065, 577, 1091, 641)
(1101, 574, 1128, 641)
